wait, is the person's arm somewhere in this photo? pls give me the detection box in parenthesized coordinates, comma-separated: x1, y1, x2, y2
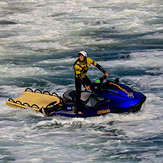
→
(77, 74, 90, 89)
(96, 64, 109, 76)
(77, 74, 87, 87)
(90, 58, 109, 77)
(96, 64, 106, 74)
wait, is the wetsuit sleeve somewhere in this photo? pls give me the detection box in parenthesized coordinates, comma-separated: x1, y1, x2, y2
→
(89, 58, 97, 66)
(96, 64, 106, 74)
(77, 74, 87, 87)
(92, 60, 97, 66)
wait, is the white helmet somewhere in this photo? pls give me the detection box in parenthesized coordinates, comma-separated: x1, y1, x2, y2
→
(78, 51, 87, 58)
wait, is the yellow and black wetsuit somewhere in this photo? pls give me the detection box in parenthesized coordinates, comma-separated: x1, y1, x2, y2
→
(74, 58, 106, 113)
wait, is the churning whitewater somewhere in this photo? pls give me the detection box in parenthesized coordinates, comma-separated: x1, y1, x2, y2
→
(0, 0, 163, 162)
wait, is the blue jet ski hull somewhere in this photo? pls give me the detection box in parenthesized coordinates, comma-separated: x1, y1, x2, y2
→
(49, 96, 146, 117)
(46, 79, 146, 117)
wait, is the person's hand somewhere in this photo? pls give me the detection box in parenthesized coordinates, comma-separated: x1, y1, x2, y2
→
(104, 72, 109, 77)
(85, 85, 90, 90)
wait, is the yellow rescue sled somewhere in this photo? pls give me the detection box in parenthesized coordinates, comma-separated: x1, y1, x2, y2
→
(6, 88, 63, 115)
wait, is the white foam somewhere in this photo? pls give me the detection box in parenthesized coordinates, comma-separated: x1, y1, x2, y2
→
(0, 65, 48, 78)
(0, 0, 163, 162)
(0, 1, 8, 7)
(98, 50, 163, 70)
(1, 0, 162, 52)
(38, 57, 76, 64)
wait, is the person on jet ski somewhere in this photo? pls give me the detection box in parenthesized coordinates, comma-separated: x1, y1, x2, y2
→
(74, 51, 109, 114)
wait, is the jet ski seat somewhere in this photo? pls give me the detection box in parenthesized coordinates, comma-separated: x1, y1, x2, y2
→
(63, 89, 76, 101)
(63, 90, 102, 108)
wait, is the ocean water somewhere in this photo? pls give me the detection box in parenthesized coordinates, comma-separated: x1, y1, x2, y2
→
(0, 0, 163, 162)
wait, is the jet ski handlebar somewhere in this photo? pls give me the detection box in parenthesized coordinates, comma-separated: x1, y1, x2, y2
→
(86, 76, 107, 92)
(100, 75, 107, 82)
(85, 76, 108, 92)
(94, 75, 107, 84)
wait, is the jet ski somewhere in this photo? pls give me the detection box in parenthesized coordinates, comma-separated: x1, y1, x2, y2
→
(6, 76, 146, 117)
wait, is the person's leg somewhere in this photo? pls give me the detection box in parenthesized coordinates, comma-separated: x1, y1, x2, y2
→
(75, 77, 82, 113)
